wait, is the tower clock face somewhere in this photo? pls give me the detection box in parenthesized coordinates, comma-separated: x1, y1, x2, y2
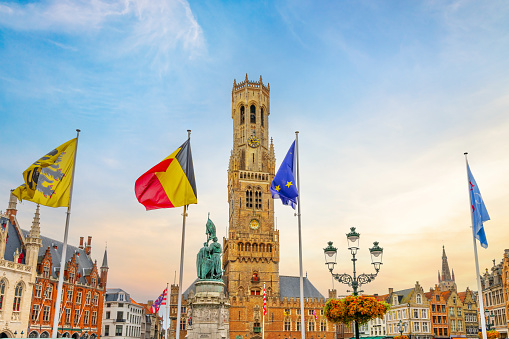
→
(248, 135, 260, 148)
(249, 219, 260, 230)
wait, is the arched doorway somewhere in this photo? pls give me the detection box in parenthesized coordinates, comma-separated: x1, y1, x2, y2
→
(29, 331, 39, 338)
(72, 333, 79, 339)
(0, 332, 10, 338)
(40, 331, 50, 338)
(63, 332, 71, 338)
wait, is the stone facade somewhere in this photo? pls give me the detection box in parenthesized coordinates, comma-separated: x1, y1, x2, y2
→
(458, 288, 478, 338)
(482, 253, 508, 338)
(102, 289, 144, 339)
(0, 193, 40, 337)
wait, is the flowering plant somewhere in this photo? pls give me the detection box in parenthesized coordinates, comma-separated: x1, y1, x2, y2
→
(394, 336, 409, 339)
(323, 295, 390, 325)
(478, 331, 500, 339)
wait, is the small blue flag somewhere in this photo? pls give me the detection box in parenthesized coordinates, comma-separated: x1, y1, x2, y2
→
(270, 140, 298, 209)
(467, 164, 490, 248)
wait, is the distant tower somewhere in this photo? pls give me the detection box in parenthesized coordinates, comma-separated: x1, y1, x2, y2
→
(100, 246, 109, 289)
(223, 74, 280, 297)
(439, 246, 457, 291)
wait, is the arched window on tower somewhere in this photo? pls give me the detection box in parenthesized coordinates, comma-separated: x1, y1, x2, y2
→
(245, 188, 253, 208)
(240, 106, 245, 124)
(13, 282, 22, 312)
(255, 187, 262, 210)
(267, 244, 272, 252)
(0, 279, 5, 310)
(261, 107, 264, 127)
(250, 105, 256, 123)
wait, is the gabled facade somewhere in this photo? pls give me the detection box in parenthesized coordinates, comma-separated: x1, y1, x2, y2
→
(385, 282, 431, 339)
(102, 289, 143, 339)
(444, 289, 466, 337)
(458, 288, 478, 338)
(482, 253, 508, 338)
(425, 285, 449, 339)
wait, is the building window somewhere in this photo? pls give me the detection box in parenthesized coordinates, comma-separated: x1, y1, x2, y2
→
(92, 277, 96, 286)
(0, 279, 5, 309)
(13, 283, 22, 311)
(422, 322, 428, 332)
(180, 318, 186, 331)
(117, 311, 124, 320)
(106, 311, 110, 319)
(240, 106, 245, 124)
(308, 321, 315, 331)
(449, 307, 454, 316)
(74, 310, 79, 325)
(414, 322, 419, 332)
(86, 292, 91, 305)
(67, 289, 73, 302)
(250, 105, 256, 123)
(296, 320, 300, 331)
(92, 311, 97, 325)
(105, 325, 110, 336)
(43, 265, 50, 278)
(84, 310, 89, 325)
(458, 320, 463, 331)
(321, 320, 327, 331)
(255, 188, 262, 210)
(246, 188, 253, 208)
(43, 306, 50, 322)
(45, 285, 53, 299)
(451, 320, 456, 331)
(416, 294, 422, 304)
(76, 291, 82, 304)
(35, 284, 42, 298)
(457, 307, 462, 316)
(284, 319, 291, 331)
(115, 325, 122, 336)
(31, 305, 39, 321)
(421, 309, 427, 318)
(65, 308, 71, 325)
(68, 271, 75, 284)
(414, 309, 419, 318)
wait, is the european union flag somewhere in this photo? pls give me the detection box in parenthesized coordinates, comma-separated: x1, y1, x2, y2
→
(467, 164, 490, 248)
(271, 140, 298, 209)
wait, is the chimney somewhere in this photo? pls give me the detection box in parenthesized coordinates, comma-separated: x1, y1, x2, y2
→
(389, 288, 393, 294)
(86, 236, 92, 255)
(79, 237, 84, 249)
(328, 289, 337, 300)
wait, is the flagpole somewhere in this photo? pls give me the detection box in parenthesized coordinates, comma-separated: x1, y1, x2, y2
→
(52, 129, 80, 338)
(176, 130, 192, 339)
(262, 284, 265, 339)
(166, 282, 170, 339)
(464, 153, 488, 339)
(295, 131, 305, 339)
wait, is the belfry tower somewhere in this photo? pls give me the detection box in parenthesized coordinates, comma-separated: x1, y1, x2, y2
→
(222, 74, 280, 298)
(438, 246, 457, 291)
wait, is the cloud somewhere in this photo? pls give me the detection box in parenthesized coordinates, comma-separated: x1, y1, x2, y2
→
(0, 0, 205, 71)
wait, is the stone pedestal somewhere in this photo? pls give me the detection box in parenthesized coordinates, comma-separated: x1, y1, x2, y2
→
(186, 280, 230, 339)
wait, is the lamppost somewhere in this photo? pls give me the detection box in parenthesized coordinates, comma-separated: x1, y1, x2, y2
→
(484, 310, 495, 331)
(324, 227, 384, 339)
(398, 320, 404, 336)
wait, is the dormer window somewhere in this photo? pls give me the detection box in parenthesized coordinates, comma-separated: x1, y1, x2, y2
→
(69, 272, 75, 284)
(393, 296, 398, 305)
(43, 265, 50, 278)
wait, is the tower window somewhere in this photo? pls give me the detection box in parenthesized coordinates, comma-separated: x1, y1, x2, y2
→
(255, 188, 262, 210)
(261, 108, 264, 127)
(246, 188, 253, 208)
(240, 106, 245, 124)
(250, 105, 256, 123)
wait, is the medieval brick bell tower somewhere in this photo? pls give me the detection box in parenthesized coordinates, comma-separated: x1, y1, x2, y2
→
(223, 74, 280, 298)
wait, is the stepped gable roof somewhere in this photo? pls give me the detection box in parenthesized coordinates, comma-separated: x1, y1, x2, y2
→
(279, 275, 325, 300)
(106, 288, 132, 303)
(21, 229, 94, 279)
(1, 216, 25, 263)
(424, 291, 433, 300)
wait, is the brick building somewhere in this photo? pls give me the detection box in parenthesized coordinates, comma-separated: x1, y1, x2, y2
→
(425, 286, 449, 339)
(458, 288, 478, 338)
(169, 76, 335, 339)
(481, 254, 508, 338)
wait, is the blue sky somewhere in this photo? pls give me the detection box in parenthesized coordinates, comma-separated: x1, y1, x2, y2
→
(1, 0, 509, 302)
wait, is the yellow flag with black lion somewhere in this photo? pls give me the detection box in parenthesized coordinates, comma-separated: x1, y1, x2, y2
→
(13, 138, 77, 208)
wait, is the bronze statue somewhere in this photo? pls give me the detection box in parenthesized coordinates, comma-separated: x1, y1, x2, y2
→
(196, 216, 222, 280)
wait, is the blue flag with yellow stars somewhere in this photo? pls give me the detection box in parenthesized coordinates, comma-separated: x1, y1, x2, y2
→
(270, 140, 298, 209)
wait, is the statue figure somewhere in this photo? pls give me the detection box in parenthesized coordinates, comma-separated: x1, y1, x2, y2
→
(196, 216, 222, 280)
(206, 213, 216, 243)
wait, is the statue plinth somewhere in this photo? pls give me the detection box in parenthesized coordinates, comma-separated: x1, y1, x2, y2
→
(186, 280, 229, 339)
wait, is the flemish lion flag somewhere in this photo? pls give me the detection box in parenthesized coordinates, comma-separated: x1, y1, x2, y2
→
(12, 138, 77, 208)
(135, 138, 197, 210)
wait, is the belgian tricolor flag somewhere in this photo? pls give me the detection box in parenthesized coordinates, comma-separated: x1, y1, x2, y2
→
(135, 138, 197, 210)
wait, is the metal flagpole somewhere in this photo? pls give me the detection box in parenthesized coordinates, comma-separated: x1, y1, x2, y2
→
(295, 131, 305, 339)
(52, 129, 81, 338)
(262, 284, 265, 339)
(176, 129, 192, 339)
(166, 283, 170, 339)
(176, 204, 188, 339)
(464, 153, 488, 339)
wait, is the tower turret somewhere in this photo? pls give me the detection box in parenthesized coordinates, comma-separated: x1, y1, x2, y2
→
(25, 204, 42, 268)
(439, 246, 457, 291)
(100, 246, 109, 289)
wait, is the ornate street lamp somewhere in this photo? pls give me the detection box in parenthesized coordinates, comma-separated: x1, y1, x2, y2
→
(398, 320, 404, 336)
(324, 227, 383, 339)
